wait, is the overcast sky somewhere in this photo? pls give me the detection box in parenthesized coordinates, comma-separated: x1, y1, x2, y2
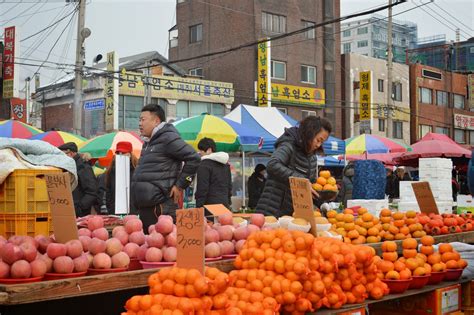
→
(1, 0, 472, 95)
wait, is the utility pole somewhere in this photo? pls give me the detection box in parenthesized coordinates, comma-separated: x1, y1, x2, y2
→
(386, 0, 393, 138)
(73, 0, 88, 135)
(25, 77, 31, 123)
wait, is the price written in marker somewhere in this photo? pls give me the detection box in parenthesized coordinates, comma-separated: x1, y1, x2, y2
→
(176, 208, 205, 274)
(289, 177, 318, 236)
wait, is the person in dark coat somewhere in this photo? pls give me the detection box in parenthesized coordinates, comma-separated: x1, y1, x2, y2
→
(104, 141, 138, 214)
(248, 164, 266, 209)
(131, 104, 200, 231)
(58, 142, 98, 217)
(338, 162, 355, 208)
(195, 138, 232, 208)
(256, 116, 332, 218)
(385, 167, 398, 199)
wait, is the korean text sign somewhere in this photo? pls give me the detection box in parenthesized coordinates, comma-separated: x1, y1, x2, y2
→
(359, 71, 371, 121)
(257, 40, 271, 107)
(271, 83, 325, 106)
(3, 26, 18, 99)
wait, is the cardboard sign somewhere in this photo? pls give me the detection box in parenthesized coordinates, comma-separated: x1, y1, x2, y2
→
(289, 177, 317, 236)
(45, 173, 79, 243)
(204, 204, 232, 217)
(411, 182, 439, 214)
(176, 208, 205, 274)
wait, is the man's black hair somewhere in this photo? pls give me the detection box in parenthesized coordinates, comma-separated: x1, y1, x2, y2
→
(197, 137, 216, 153)
(141, 104, 166, 122)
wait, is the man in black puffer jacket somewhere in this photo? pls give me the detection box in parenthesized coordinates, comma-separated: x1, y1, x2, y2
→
(58, 142, 98, 217)
(256, 116, 332, 218)
(195, 137, 232, 208)
(131, 104, 200, 231)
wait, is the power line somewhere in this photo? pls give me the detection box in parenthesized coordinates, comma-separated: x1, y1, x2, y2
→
(20, 7, 76, 42)
(52, 11, 76, 83)
(19, 1, 47, 27)
(1, 1, 40, 27)
(0, 1, 20, 17)
(0, 3, 66, 22)
(32, 6, 78, 76)
(431, 1, 473, 32)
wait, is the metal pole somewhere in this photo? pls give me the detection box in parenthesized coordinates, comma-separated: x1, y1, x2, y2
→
(386, 0, 394, 138)
(25, 77, 30, 123)
(73, 0, 86, 135)
(242, 151, 246, 209)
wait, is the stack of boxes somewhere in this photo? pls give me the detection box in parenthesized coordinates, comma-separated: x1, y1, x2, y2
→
(398, 158, 454, 214)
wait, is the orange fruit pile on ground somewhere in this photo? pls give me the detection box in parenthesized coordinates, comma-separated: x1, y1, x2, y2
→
(233, 229, 388, 313)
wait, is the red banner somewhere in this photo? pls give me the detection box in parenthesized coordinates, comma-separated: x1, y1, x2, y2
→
(3, 26, 16, 99)
(10, 98, 26, 123)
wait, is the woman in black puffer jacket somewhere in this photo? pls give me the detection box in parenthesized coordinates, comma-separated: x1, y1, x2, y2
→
(256, 116, 332, 218)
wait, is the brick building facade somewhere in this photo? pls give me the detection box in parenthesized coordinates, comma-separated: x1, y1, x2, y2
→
(409, 63, 473, 146)
(168, 0, 342, 137)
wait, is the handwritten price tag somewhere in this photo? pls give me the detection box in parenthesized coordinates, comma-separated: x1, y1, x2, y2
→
(176, 208, 205, 274)
(412, 182, 439, 214)
(289, 177, 317, 236)
(45, 173, 78, 243)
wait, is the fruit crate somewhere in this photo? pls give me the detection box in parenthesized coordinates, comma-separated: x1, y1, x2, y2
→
(0, 169, 63, 214)
(0, 212, 53, 238)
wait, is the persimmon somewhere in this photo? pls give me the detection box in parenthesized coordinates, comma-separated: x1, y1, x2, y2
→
(394, 260, 406, 272)
(392, 212, 405, 220)
(413, 267, 426, 276)
(446, 260, 459, 269)
(439, 243, 453, 254)
(402, 238, 418, 250)
(377, 260, 395, 273)
(458, 259, 468, 269)
(382, 252, 398, 262)
(380, 209, 392, 217)
(399, 269, 412, 280)
(427, 253, 442, 265)
(420, 245, 434, 256)
(385, 270, 400, 280)
(403, 249, 418, 259)
(441, 252, 458, 263)
(381, 241, 397, 252)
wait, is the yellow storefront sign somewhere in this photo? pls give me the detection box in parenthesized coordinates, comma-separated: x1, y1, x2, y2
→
(119, 71, 234, 104)
(373, 104, 410, 122)
(271, 83, 325, 106)
(359, 71, 371, 120)
(257, 40, 271, 107)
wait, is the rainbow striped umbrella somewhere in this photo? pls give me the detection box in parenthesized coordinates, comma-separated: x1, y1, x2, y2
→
(345, 134, 412, 155)
(30, 131, 86, 147)
(173, 114, 262, 152)
(0, 119, 43, 139)
(79, 131, 143, 158)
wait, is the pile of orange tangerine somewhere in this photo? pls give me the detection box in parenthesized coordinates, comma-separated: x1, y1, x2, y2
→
(312, 170, 338, 192)
(328, 208, 427, 244)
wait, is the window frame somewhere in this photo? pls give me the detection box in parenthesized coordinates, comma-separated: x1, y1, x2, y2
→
(276, 107, 287, 114)
(262, 12, 286, 34)
(343, 29, 351, 37)
(419, 87, 433, 104)
(189, 68, 203, 77)
(378, 118, 385, 132)
(357, 27, 368, 35)
(470, 131, 474, 145)
(303, 20, 315, 39)
(271, 60, 286, 80)
(393, 121, 403, 139)
(378, 79, 384, 92)
(343, 43, 351, 54)
(454, 129, 466, 144)
(453, 94, 465, 109)
(392, 82, 402, 102)
(436, 90, 448, 107)
(357, 40, 368, 48)
(419, 124, 432, 139)
(435, 127, 449, 136)
(189, 23, 203, 43)
(300, 65, 316, 84)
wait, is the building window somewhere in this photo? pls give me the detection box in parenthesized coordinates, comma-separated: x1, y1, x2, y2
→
(189, 68, 203, 77)
(357, 27, 368, 35)
(470, 131, 474, 145)
(401, 38, 407, 46)
(189, 24, 202, 43)
(419, 124, 432, 139)
(303, 20, 315, 39)
(435, 127, 449, 136)
(373, 26, 380, 34)
(271, 60, 286, 80)
(436, 91, 448, 107)
(455, 129, 466, 144)
(177, 0, 186, 3)
(343, 29, 351, 37)
(301, 65, 316, 84)
(262, 12, 286, 34)
(393, 121, 403, 139)
(276, 107, 287, 114)
(454, 94, 465, 109)
(302, 110, 317, 119)
(378, 119, 385, 132)
(176, 101, 225, 119)
(378, 79, 384, 92)
(118, 95, 145, 130)
(391, 82, 402, 102)
(419, 87, 432, 104)
(343, 43, 351, 53)
(357, 40, 368, 48)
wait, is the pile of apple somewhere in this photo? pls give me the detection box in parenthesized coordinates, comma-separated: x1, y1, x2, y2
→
(418, 213, 474, 235)
(139, 215, 177, 263)
(204, 213, 266, 259)
(78, 215, 139, 270)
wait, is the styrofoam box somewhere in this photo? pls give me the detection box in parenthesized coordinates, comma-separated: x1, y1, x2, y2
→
(399, 181, 417, 200)
(398, 200, 453, 214)
(347, 199, 389, 217)
(420, 169, 452, 179)
(419, 158, 453, 169)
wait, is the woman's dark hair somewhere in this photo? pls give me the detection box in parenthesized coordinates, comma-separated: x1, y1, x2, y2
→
(298, 116, 332, 155)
